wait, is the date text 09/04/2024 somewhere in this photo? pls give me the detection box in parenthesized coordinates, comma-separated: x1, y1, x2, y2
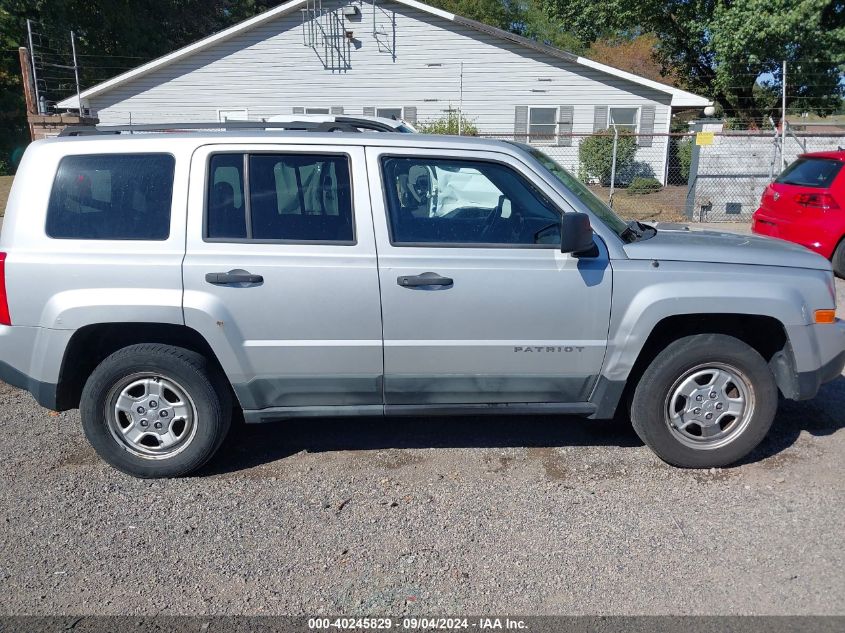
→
(308, 617, 529, 630)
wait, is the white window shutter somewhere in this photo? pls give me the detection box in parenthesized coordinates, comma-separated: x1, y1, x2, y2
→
(557, 106, 574, 147)
(514, 106, 528, 143)
(593, 106, 608, 132)
(638, 105, 655, 147)
(403, 106, 417, 126)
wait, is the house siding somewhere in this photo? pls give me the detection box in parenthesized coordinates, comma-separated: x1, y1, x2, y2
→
(88, 0, 673, 181)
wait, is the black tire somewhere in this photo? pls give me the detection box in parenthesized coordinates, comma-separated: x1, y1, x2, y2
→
(630, 334, 777, 468)
(80, 344, 231, 478)
(832, 239, 845, 279)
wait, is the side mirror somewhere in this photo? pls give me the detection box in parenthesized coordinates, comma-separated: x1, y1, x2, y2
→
(560, 212, 595, 255)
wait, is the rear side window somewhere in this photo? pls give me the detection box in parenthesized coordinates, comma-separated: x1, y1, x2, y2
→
(207, 154, 247, 238)
(46, 154, 174, 240)
(776, 157, 842, 188)
(206, 153, 354, 243)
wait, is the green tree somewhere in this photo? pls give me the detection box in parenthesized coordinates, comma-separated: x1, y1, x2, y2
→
(578, 129, 637, 185)
(544, 0, 845, 124)
(416, 110, 479, 135)
(429, 0, 584, 52)
(0, 0, 279, 174)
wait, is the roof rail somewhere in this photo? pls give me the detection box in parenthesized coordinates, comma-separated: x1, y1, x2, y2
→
(58, 117, 399, 137)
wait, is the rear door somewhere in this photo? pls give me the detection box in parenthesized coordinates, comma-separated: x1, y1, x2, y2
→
(182, 143, 383, 416)
(366, 146, 613, 409)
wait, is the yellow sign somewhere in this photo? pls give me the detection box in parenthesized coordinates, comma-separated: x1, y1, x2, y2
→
(696, 131, 715, 146)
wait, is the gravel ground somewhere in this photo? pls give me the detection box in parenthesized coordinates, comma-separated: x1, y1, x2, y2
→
(0, 222, 843, 616)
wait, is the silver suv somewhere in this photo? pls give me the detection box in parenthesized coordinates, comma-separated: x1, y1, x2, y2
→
(2, 123, 844, 477)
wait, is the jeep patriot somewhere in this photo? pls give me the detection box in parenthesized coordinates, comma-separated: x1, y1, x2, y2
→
(1, 124, 843, 477)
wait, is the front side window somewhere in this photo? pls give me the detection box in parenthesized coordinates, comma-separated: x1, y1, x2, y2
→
(776, 157, 842, 188)
(382, 157, 561, 246)
(46, 153, 174, 240)
(529, 107, 557, 143)
(609, 107, 638, 133)
(206, 153, 354, 243)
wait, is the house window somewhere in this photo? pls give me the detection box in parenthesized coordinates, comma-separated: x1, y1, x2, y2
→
(305, 107, 330, 115)
(528, 107, 557, 143)
(609, 107, 639, 133)
(218, 109, 248, 122)
(376, 107, 403, 120)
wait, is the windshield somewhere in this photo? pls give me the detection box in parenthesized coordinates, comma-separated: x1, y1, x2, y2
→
(507, 142, 630, 238)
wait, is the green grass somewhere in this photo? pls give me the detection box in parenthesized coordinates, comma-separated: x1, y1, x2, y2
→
(0, 176, 13, 216)
(587, 183, 689, 222)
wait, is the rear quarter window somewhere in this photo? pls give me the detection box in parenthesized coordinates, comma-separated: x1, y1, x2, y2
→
(46, 153, 175, 240)
(775, 157, 842, 188)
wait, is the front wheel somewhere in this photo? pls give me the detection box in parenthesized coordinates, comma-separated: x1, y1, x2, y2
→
(80, 344, 231, 478)
(630, 334, 777, 468)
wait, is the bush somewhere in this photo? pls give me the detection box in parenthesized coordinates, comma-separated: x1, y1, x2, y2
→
(578, 129, 637, 185)
(416, 111, 478, 136)
(627, 176, 662, 195)
(676, 138, 692, 181)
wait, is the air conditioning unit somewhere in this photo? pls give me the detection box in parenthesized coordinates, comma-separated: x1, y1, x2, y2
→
(342, 5, 360, 17)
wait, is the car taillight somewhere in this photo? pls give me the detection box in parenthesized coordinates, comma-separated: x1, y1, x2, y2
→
(794, 192, 839, 210)
(0, 253, 11, 325)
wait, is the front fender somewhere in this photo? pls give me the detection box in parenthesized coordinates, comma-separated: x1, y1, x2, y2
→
(601, 260, 830, 383)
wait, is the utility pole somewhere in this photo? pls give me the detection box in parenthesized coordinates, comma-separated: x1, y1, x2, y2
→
(26, 20, 41, 114)
(458, 61, 463, 136)
(71, 31, 83, 115)
(609, 125, 619, 207)
(781, 59, 787, 171)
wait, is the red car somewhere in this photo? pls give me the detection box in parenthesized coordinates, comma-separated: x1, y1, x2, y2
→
(752, 150, 845, 276)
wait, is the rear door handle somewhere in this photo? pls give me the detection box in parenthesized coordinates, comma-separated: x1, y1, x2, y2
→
(397, 272, 454, 288)
(205, 269, 264, 285)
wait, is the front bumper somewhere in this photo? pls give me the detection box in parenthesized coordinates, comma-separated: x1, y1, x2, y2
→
(787, 318, 845, 400)
(794, 348, 845, 400)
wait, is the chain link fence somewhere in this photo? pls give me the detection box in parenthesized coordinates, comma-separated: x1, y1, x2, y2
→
(480, 122, 845, 223)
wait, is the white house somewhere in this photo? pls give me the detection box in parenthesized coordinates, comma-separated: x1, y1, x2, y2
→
(57, 0, 710, 182)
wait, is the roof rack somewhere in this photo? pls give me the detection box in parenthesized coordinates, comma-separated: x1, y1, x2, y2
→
(58, 117, 399, 137)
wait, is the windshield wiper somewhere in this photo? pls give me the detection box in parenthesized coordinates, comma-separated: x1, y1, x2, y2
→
(620, 220, 644, 242)
(620, 220, 657, 243)
(637, 220, 657, 239)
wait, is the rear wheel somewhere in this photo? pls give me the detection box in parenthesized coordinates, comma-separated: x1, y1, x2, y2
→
(630, 334, 777, 468)
(832, 238, 845, 279)
(80, 344, 231, 478)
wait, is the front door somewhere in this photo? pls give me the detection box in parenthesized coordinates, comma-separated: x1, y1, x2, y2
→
(183, 144, 383, 415)
(366, 147, 612, 407)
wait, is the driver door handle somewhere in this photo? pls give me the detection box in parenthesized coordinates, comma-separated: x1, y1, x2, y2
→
(205, 270, 264, 285)
(397, 272, 454, 288)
